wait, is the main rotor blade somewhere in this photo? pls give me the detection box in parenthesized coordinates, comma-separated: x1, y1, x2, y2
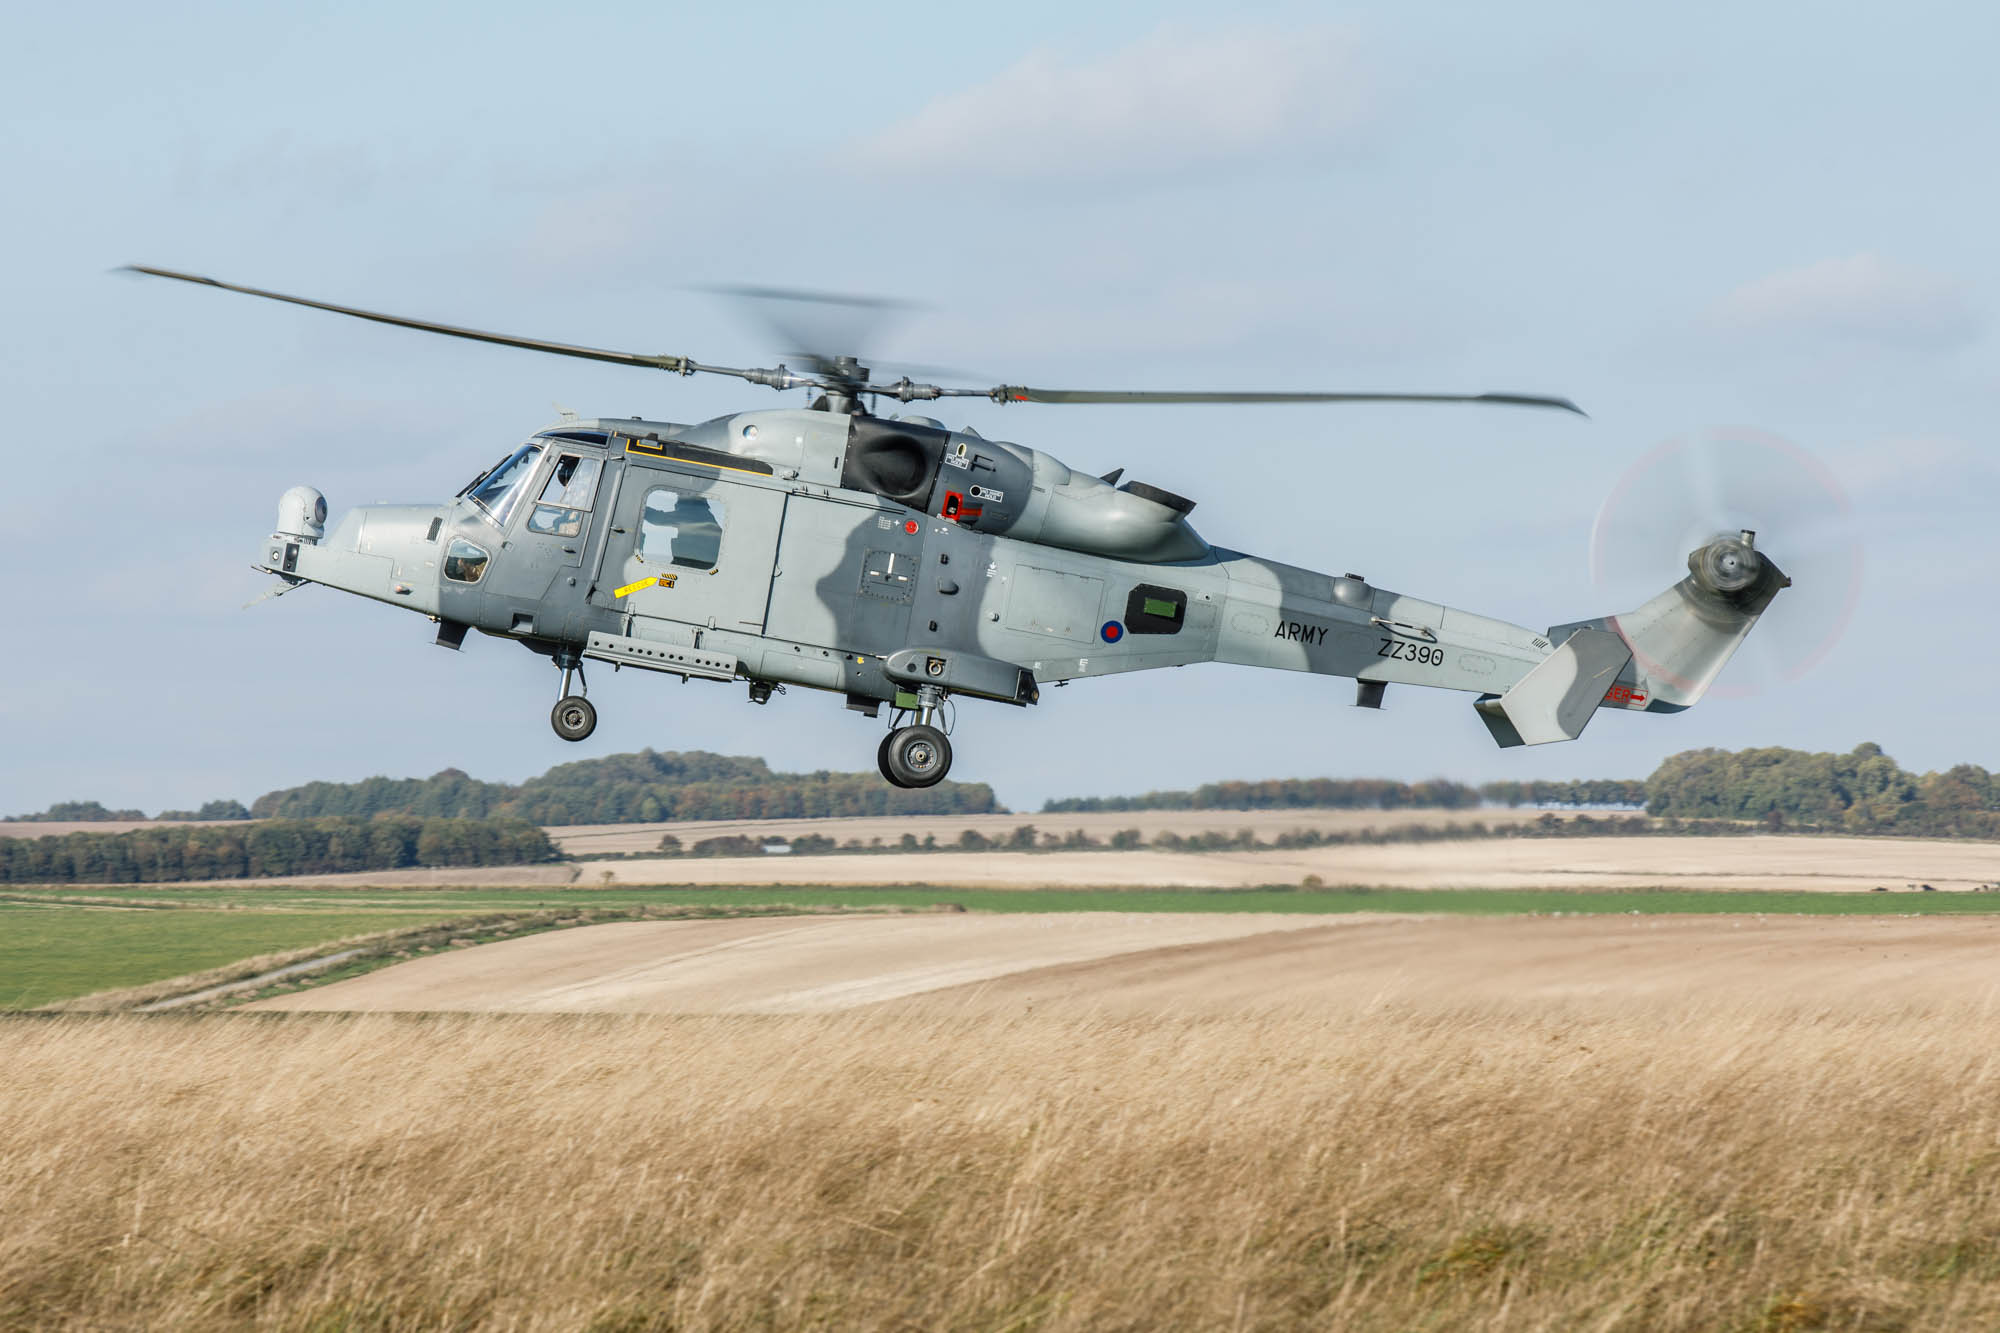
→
(699, 283, 911, 314)
(695, 282, 919, 382)
(983, 387, 1587, 415)
(120, 266, 694, 375)
(122, 267, 1589, 418)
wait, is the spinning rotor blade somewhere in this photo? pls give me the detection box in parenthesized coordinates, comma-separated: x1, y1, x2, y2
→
(1590, 428, 1863, 698)
(121, 266, 698, 374)
(702, 283, 910, 315)
(977, 387, 1586, 415)
(124, 266, 1587, 416)
(697, 283, 914, 382)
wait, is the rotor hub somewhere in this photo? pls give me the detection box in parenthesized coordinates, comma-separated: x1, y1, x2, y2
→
(1690, 531, 1765, 595)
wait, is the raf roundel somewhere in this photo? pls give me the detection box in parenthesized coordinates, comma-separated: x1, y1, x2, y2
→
(1100, 620, 1124, 643)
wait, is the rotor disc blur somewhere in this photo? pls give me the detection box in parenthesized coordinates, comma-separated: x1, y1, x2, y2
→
(1589, 427, 1863, 700)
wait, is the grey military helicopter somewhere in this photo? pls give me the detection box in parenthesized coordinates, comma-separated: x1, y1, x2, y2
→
(127, 266, 1788, 787)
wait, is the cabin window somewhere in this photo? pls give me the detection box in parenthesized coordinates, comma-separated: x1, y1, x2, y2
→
(526, 454, 603, 537)
(1124, 583, 1186, 634)
(639, 488, 726, 571)
(442, 537, 490, 583)
(466, 442, 543, 526)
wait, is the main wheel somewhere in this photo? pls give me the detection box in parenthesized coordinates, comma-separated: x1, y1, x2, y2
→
(551, 695, 597, 742)
(876, 732, 907, 787)
(883, 724, 952, 788)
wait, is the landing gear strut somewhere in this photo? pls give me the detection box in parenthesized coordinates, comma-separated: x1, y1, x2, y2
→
(877, 685, 952, 788)
(551, 650, 595, 742)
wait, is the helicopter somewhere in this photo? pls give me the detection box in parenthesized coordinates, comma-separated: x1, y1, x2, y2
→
(126, 266, 1788, 788)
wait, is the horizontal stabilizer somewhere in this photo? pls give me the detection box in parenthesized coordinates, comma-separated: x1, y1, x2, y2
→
(1475, 628, 1632, 747)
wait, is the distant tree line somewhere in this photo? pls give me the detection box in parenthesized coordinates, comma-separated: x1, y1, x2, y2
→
(0, 816, 557, 884)
(1039, 746, 1998, 834)
(660, 826, 1057, 857)
(1043, 778, 1483, 813)
(1477, 780, 1648, 808)
(1644, 743, 2000, 836)
(4, 800, 149, 822)
(5, 798, 254, 823)
(249, 750, 999, 825)
(248, 769, 515, 821)
(13, 743, 1995, 842)
(158, 800, 253, 822)
(652, 814, 1702, 860)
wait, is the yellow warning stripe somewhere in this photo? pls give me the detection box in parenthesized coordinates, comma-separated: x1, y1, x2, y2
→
(624, 438, 772, 477)
(613, 573, 675, 598)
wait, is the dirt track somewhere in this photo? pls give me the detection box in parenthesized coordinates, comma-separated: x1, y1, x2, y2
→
(246, 912, 2000, 1017)
(246, 913, 1341, 1014)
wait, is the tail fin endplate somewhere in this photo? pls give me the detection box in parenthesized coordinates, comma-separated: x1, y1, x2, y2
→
(1477, 533, 1788, 747)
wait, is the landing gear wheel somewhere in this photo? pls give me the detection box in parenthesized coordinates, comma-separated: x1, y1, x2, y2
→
(883, 724, 952, 788)
(876, 732, 906, 787)
(551, 695, 597, 742)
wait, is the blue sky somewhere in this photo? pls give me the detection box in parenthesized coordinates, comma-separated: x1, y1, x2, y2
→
(2, 1, 1992, 813)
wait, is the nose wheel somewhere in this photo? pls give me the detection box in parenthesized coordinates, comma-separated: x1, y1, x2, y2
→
(552, 695, 597, 742)
(550, 652, 595, 742)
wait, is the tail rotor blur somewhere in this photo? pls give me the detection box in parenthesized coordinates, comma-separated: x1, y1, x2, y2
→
(1589, 428, 1862, 699)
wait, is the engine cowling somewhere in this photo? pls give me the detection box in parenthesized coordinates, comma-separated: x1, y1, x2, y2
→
(995, 448, 1207, 563)
(662, 409, 1213, 565)
(865, 416, 1206, 564)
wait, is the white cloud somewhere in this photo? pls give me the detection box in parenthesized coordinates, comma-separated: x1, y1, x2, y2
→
(1710, 253, 1980, 350)
(854, 24, 1369, 180)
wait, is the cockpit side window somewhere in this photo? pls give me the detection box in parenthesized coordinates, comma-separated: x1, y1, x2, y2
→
(466, 443, 544, 526)
(442, 537, 490, 583)
(638, 487, 726, 571)
(526, 454, 603, 537)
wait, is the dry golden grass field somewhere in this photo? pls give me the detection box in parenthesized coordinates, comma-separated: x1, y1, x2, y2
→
(6, 911, 2000, 1330)
(11, 820, 2000, 1328)
(8, 999, 2000, 1331)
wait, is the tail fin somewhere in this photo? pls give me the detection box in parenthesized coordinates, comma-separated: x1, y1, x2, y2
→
(1477, 532, 1788, 746)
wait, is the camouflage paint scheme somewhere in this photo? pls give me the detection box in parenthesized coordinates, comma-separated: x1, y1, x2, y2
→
(261, 405, 1785, 752)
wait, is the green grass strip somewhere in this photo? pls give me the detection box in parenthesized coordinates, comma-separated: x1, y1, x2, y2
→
(0, 909, 464, 1011)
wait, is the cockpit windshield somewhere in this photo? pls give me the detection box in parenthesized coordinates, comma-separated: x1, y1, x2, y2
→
(464, 443, 544, 526)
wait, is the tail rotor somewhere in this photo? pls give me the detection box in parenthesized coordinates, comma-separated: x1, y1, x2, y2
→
(1590, 427, 1863, 699)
